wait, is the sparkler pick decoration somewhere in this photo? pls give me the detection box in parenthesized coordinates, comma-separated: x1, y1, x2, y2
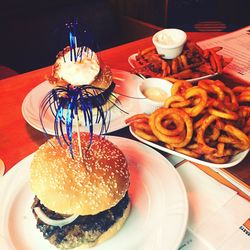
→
(66, 20, 78, 62)
(76, 115, 83, 158)
(39, 20, 130, 158)
(40, 82, 120, 158)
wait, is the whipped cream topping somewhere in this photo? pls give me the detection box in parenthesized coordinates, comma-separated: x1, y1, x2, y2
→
(57, 48, 100, 86)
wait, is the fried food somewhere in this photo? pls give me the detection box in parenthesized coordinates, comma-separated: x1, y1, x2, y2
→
(125, 114, 158, 142)
(222, 124, 249, 150)
(149, 108, 189, 145)
(232, 86, 250, 103)
(155, 113, 185, 136)
(196, 115, 217, 154)
(131, 40, 231, 80)
(126, 79, 250, 164)
(175, 147, 201, 158)
(164, 96, 191, 108)
(208, 107, 238, 120)
(171, 80, 192, 96)
(183, 87, 207, 117)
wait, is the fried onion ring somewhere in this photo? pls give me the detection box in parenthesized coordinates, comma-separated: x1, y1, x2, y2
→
(213, 80, 238, 110)
(194, 113, 210, 129)
(204, 154, 229, 164)
(208, 108, 238, 120)
(171, 80, 192, 96)
(132, 127, 159, 142)
(149, 108, 193, 147)
(222, 124, 250, 150)
(213, 143, 232, 157)
(237, 91, 250, 103)
(164, 95, 191, 108)
(155, 113, 185, 136)
(209, 125, 220, 141)
(184, 87, 208, 117)
(170, 100, 191, 108)
(125, 114, 150, 124)
(218, 135, 239, 144)
(149, 108, 185, 144)
(131, 122, 152, 133)
(175, 147, 201, 158)
(215, 142, 225, 156)
(196, 115, 217, 154)
(198, 80, 225, 101)
(232, 86, 250, 96)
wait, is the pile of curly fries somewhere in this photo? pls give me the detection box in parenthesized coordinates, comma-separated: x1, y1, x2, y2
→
(126, 80, 250, 164)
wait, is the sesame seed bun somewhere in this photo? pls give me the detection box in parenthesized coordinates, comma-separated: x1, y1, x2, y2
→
(30, 133, 130, 216)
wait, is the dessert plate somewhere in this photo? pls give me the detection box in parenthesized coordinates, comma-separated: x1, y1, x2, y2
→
(0, 136, 188, 250)
(22, 69, 143, 135)
(128, 53, 218, 82)
(129, 127, 249, 169)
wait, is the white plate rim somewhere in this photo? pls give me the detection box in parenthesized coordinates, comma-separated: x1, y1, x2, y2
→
(128, 53, 218, 82)
(21, 69, 144, 135)
(129, 127, 249, 169)
(0, 136, 188, 250)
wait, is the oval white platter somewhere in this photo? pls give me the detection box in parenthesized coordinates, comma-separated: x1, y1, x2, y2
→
(129, 127, 249, 169)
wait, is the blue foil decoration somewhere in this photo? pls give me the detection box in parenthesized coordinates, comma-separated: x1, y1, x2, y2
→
(66, 20, 78, 62)
(39, 82, 120, 157)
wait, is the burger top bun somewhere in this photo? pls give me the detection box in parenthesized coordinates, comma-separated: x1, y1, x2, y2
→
(30, 133, 129, 216)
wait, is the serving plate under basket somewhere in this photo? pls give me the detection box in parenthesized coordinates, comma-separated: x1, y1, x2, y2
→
(128, 53, 218, 82)
(129, 127, 249, 169)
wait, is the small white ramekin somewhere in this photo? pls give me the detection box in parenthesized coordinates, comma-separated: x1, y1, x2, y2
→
(152, 29, 187, 59)
(137, 78, 172, 114)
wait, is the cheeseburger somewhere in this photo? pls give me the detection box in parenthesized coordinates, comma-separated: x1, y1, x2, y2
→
(47, 46, 116, 113)
(30, 133, 130, 249)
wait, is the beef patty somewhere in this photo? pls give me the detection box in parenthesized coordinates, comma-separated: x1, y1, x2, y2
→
(32, 192, 129, 249)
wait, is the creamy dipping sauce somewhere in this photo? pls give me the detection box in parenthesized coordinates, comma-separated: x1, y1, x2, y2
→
(143, 87, 168, 102)
(155, 33, 177, 46)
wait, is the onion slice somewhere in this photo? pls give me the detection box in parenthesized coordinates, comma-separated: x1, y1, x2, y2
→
(34, 207, 79, 228)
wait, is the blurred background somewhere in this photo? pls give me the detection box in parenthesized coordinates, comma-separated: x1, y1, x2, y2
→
(1, 0, 249, 77)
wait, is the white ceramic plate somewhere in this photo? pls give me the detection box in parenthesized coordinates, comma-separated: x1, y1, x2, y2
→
(129, 127, 249, 169)
(128, 53, 218, 82)
(22, 69, 143, 135)
(0, 136, 188, 250)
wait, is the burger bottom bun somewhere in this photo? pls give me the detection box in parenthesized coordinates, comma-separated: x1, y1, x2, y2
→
(94, 201, 131, 247)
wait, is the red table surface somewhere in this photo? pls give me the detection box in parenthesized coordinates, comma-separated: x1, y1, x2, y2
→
(0, 32, 249, 192)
